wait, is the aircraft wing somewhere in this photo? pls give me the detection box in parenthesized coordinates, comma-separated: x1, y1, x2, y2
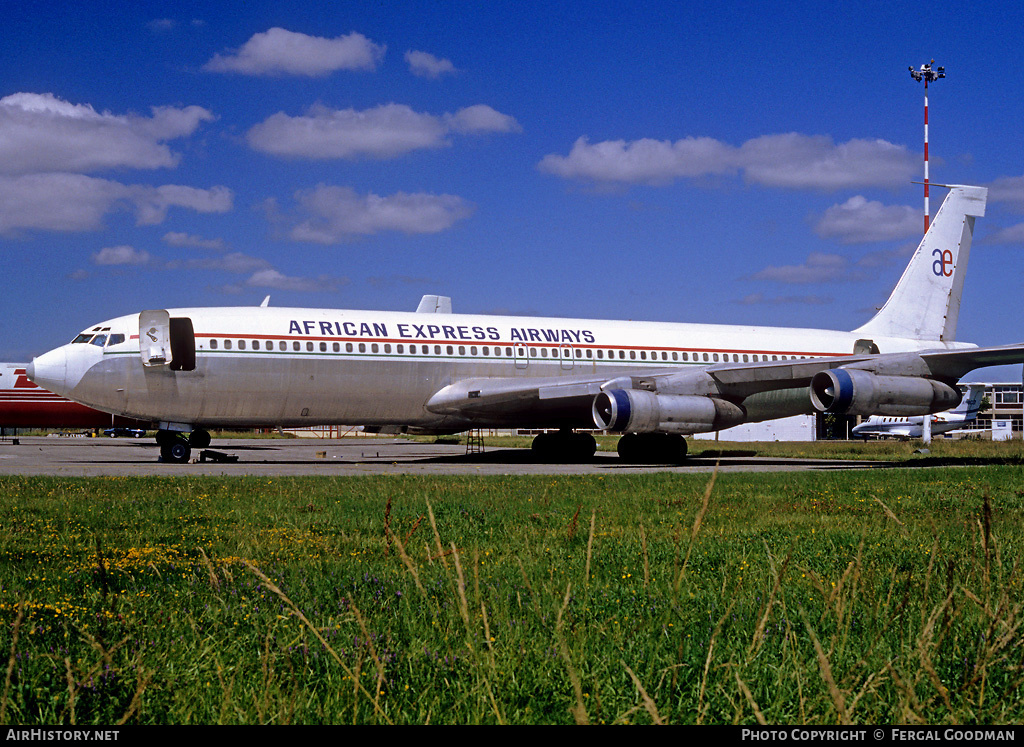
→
(425, 342, 1024, 429)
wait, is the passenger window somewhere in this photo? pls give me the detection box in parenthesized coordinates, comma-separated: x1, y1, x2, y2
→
(333, 343, 340, 352)
(447, 346, 454, 355)
(470, 346, 477, 355)
(239, 340, 246, 350)
(225, 340, 232, 350)
(434, 345, 441, 355)
(371, 344, 379, 353)
(459, 346, 466, 355)
(320, 342, 327, 352)
(210, 339, 218, 350)
(397, 344, 404, 354)
(384, 344, 391, 353)
(359, 343, 366, 353)
(306, 342, 314, 352)
(293, 342, 300, 351)
(346, 343, 353, 352)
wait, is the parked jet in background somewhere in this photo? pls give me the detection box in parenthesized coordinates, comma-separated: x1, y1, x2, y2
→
(851, 384, 984, 440)
(0, 362, 149, 431)
(26, 185, 1024, 464)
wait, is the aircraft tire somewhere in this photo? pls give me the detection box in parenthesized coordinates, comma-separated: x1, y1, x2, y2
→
(617, 433, 688, 464)
(190, 429, 212, 449)
(160, 437, 192, 464)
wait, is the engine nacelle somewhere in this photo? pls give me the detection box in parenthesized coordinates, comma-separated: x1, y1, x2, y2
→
(810, 369, 960, 416)
(593, 389, 745, 434)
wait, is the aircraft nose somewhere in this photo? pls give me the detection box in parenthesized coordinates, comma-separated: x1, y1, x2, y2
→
(28, 347, 69, 395)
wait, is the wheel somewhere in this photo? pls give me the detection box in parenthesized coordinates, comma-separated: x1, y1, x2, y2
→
(190, 429, 211, 449)
(160, 437, 191, 464)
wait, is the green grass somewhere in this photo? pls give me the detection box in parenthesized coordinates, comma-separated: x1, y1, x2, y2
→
(1, 467, 1023, 724)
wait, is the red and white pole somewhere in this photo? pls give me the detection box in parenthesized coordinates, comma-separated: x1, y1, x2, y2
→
(910, 61, 943, 234)
(923, 77, 930, 233)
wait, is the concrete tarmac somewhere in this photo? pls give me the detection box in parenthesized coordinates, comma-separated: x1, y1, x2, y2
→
(0, 435, 891, 477)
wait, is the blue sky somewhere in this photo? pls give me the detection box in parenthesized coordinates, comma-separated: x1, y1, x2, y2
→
(3, 0, 1024, 381)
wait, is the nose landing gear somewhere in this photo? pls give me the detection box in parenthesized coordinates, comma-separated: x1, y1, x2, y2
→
(156, 428, 211, 463)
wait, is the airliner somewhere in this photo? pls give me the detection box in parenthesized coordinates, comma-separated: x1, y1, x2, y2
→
(27, 185, 1024, 464)
(851, 384, 984, 440)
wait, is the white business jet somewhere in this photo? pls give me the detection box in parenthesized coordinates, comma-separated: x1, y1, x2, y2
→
(27, 185, 1024, 464)
(851, 384, 984, 439)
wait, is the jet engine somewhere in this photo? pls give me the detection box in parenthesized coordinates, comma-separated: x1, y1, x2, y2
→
(810, 369, 960, 416)
(592, 389, 745, 434)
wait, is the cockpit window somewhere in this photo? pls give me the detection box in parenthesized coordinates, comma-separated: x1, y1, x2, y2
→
(90, 335, 107, 347)
(72, 333, 93, 344)
(106, 334, 125, 346)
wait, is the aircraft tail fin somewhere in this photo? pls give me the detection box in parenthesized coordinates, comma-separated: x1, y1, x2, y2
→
(853, 185, 987, 343)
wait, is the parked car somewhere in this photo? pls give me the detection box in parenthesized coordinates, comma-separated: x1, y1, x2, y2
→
(104, 427, 147, 438)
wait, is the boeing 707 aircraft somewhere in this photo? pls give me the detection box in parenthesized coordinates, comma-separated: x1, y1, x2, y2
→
(27, 185, 1024, 463)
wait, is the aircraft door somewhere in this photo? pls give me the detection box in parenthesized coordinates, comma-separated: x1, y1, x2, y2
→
(560, 344, 574, 370)
(138, 311, 196, 371)
(139, 310, 171, 367)
(514, 343, 529, 369)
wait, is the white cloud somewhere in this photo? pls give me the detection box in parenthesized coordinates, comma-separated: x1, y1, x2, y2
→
(133, 184, 233, 225)
(165, 252, 271, 274)
(444, 105, 521, 134)
(0, 93, 214, 175)
(988, 223, 1024, 244)
(738, 134, 916, 190)
(278, 185, 475, 243)
(247, 103, 520, 160)
(539, 133, 917, 190)
(735, 292, 832, 306)
(750, 252, 864, 284)
(92, 245, 153, 266)
(162, 231, 225, 250)
(538, 136, 737, 185)
(814, 196, 921, 243)
(237, 269, 344, 293)
(0, 173, 232, 234)
(988, 176, 1024, 212)
(204, 28, 385, 76)
(405, 50, 458, 79)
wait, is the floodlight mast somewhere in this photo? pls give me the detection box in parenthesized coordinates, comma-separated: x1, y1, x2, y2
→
(909, 60, 945, 233)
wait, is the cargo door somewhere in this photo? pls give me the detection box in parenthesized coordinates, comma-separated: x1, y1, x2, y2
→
(139, 310, 171, 367)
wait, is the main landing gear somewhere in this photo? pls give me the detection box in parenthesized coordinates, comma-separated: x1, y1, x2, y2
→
(528, 430, 689, 464)
(530, 429, 598, 462)
(616, 432, 688, 464)
(156, 428, 211, 464)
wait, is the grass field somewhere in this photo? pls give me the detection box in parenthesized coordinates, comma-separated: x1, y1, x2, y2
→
(1, 460, 1023, 724)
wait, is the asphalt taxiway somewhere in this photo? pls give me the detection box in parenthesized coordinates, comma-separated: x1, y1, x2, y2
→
(0, 435, 893, 477)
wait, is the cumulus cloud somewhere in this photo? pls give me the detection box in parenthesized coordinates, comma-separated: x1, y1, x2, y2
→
(988, 176, 1024, 213)
(539, 133, 917, 190)
(0, 173, 232, 234)
(162, 231, 225, 250)
(204, 28, 385, 76)
(165, 252, 271, 274)
(247, 103, 520, 160)
(274, 184, 475, 243)
(987, 223, 1024, 244)
(405, 50, 458, 79)
(92, 245, 153, 266)
(538, 136, 736, 185)
(738, 134, 916, 190)
(233, 268, 345, 293)
(735, 292, 832, 306)
(813, 196, 921, 244)
(749, 252, 864, 284)
(0, 93, 214, 175)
